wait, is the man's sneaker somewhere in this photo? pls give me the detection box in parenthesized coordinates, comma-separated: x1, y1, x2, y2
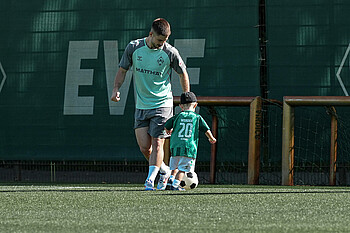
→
(157, 170, 170, 190)
(170, 185, 186, 191)
(144, 179, 155, 191)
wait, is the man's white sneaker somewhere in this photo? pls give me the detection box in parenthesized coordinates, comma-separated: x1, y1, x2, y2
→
(157, 170, 170, 190)
(144, 179, 155, 191)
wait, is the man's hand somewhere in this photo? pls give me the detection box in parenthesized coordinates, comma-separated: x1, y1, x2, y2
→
(111, 89, 121, 102)
(165, 128, 173, 135)
(110, 67, 128, 102)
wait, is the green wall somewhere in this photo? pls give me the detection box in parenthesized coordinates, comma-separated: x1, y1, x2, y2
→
(0, 1, 259, 161)
(1, 0, 349, 163)
(267, 0, 350, 98)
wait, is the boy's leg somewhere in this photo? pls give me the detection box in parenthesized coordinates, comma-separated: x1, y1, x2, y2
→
(171, 157, 195, 191)
(169, 169, 178, 182)
(172, 171, 185, 187)
(171, 170, 186, 191)
(165, 169, 179, 190)
(168, 169, 178, 184)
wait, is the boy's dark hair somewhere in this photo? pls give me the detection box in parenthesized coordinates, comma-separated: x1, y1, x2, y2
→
(152, 18, 171, 36)
(180, 92, 197, 104)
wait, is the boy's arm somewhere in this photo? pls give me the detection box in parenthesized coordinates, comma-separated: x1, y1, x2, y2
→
(205, 130, 217, 144)
(198, 115, 216, 144)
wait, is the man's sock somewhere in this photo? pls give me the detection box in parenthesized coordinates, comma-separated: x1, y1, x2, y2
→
(160, 162, 170, 174)
(147, 166, 160, 182)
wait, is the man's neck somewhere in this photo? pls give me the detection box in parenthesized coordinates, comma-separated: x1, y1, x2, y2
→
(145, 36, 150, 48)
(145, 36, 155, 49)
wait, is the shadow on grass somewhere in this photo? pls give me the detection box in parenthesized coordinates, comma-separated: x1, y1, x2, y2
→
(1, 188, 349, 194)
(159, 190, 350, 196)
(0, 189, 144, 193)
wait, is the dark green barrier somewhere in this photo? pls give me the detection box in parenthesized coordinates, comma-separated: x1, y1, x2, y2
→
(267, 0, 350, 98)
(0, 1, 260, 161)
(266, 0, 350, 168)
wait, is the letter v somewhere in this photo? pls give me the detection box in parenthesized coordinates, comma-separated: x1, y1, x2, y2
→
(104, 41, 133, 115)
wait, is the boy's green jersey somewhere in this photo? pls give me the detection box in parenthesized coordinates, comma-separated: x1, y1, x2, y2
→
(164, 110, 210, 159)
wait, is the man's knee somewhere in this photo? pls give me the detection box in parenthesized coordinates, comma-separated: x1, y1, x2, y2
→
(139, 146, 152, 156)
(152, 138, 164, 153)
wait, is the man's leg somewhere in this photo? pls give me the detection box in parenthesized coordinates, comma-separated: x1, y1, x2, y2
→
(151, 137, 171, 190)
(135, 127, 151, 160)
(144, 137, 165, 185)
(136, 127, 169, 190)
(135, 126, 169, 170)
(149, 137, 165, 166)
(135, 127, 157, 190)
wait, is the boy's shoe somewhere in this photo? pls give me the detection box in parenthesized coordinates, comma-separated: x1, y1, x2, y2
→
(157, 170, 170, 190)
(170, 185, 186, 191)
(165, 179, 173, 190)
(144, 179, 155, 191)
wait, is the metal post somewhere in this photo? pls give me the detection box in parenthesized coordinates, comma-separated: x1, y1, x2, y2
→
(329, 107, 337, 186)
(282, 101, 294, 185)
(210, 107, 218, 184)
(248, 96, 262, 184)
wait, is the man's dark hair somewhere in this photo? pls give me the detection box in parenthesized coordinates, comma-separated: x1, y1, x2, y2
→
(152, 18, 171, 36)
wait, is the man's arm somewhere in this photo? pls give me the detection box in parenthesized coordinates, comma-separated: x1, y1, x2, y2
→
(164, 116, 175, 135)
(178, 70, 190, 92)
(111, 67, 128, 102)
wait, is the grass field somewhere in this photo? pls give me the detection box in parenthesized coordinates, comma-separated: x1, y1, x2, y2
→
(0, 184, 350, 232)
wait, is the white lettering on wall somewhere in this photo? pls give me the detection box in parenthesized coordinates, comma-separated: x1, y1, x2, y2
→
(64, 39, 206, 115)
(172, 39, 206, 96)
(104, 41, 133, 115)
(64, 41, 99, 115)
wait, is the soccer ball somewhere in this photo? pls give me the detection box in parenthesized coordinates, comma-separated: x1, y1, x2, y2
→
(180, 172, 198, 190)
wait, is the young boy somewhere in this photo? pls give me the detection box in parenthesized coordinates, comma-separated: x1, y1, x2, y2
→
(164, 92, 217, 191)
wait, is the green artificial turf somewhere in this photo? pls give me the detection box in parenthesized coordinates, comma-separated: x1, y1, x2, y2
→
(0, 184, 349, 232)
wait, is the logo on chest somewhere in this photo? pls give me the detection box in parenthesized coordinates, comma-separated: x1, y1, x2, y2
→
(157, 56, 164, 66)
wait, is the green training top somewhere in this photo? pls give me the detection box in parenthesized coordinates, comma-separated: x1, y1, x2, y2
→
(119, 38, 187, 109)
(164, 110, 210, 159)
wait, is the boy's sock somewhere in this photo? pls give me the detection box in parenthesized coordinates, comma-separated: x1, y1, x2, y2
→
(168, 175, 175, 184)
(146, 166, 160, 182)
(172, 179, 181, 188)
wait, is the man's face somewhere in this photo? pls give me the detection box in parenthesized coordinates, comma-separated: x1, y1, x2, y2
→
(150, 32, 169, 49)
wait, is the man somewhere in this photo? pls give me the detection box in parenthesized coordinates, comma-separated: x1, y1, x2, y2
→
(110, 18, 190, 190)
